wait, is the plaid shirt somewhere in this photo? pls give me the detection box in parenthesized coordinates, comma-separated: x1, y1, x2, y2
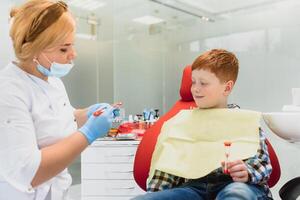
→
(147, 105, 273, 198)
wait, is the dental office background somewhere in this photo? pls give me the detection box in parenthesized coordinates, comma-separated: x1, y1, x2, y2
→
(1, 0, 300, 199)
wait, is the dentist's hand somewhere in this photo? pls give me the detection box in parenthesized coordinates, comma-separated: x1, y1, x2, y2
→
(87, 103, 110, 118)
(79, 105, 114, 144)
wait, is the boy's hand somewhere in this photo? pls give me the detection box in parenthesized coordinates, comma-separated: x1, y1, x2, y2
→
(222, 160, 249, 182)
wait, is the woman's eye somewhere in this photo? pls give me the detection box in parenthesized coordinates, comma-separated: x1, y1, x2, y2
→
(201, 82, 207, 86)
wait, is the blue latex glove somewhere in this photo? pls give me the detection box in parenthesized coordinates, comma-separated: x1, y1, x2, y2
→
(87, 103, 110, 118)
(79, 105, 114, 144)
(87, 103, 121, 118)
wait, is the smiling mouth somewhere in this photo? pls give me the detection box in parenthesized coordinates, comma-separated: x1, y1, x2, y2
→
(194, 96, 204, 99)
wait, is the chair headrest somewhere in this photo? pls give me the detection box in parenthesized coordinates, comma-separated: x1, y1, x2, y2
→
(179, 65, 194, 101)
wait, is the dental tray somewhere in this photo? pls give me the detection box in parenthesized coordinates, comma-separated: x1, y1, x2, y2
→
(115, 133, 137, 140)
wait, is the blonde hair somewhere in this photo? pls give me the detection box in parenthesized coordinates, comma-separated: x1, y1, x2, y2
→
(10, 0, 75, 63)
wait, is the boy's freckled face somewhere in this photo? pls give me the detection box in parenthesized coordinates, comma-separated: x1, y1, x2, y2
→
(191, 69, 227, 109)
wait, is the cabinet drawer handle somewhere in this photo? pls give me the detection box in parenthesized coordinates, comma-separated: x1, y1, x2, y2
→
(111, 187, 135, 190)
(105, 154, 135, 157)
(102, 144, 138, 146)
(109, 170, 133, 173)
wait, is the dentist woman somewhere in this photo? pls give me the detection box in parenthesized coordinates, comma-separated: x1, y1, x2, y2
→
(0, 1, 116, 199)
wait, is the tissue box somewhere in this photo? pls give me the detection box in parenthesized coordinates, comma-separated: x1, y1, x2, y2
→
(292, 88, 300, 106)
(282, 105, 300, 112)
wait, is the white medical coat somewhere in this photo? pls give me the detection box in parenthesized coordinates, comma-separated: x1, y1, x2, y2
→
(0, 62, 78, 200)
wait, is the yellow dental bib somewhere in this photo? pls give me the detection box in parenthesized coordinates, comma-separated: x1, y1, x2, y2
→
(148, 108, 261, 184)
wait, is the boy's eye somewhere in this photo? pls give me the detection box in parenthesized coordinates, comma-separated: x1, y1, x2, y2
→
(60, 48, 67, 53)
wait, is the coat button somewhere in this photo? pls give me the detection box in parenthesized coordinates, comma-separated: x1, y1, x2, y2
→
(63, 102, 66, 106)
(27, 187, 33, 193)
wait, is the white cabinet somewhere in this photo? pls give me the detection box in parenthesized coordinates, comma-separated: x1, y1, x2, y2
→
(81, 140, 146, 200)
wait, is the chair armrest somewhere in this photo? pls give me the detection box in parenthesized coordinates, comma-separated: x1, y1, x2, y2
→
(279, 177, 300, 200)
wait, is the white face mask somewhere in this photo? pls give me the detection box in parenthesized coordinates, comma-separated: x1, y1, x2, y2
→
(34, 54, 74, 78)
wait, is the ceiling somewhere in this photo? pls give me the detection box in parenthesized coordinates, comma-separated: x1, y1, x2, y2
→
(12, 0, 294, 19)
(11, 0, 296, 40)
(172, 0, 287, 14)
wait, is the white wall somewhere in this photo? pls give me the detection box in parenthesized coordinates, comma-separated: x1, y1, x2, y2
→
(114, 37, 165, 116)
(63, 6, 115, 108)
(0, 1, 14, 68)
(164, 2, 300, 112)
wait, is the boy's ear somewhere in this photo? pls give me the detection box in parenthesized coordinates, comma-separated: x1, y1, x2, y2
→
(223, 80, 234, 96)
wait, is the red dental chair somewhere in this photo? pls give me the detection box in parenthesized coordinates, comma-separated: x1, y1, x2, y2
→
(133, 65, 300, 199)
